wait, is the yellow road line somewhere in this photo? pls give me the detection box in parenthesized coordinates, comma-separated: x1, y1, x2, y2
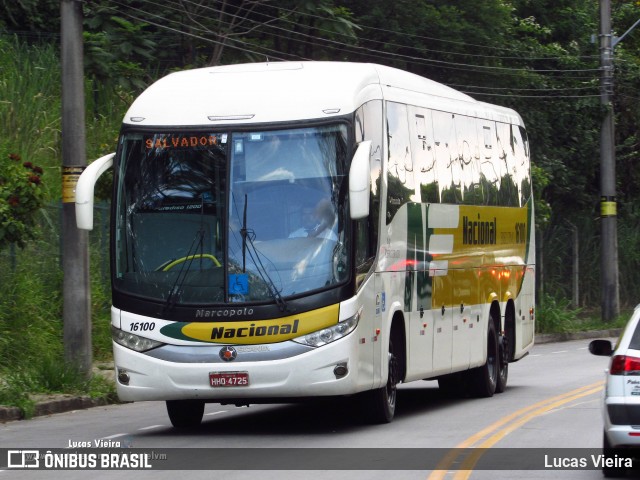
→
(427, 381, 604, 480)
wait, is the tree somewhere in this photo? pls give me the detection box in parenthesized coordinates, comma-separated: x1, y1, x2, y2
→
(0, 0, 59, 33)
(83, 5, 160, 93)
(178, 0, 274, 65)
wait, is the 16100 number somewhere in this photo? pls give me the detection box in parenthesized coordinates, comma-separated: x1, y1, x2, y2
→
(129, 322, 156, 332)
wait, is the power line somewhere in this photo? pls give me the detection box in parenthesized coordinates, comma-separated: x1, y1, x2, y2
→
(445, 82, 599, 92)
(237, 1, 601, 63)
(128, 0, 601, 78)
(101, 0, 605, 98)
(462, 90, 601, 99)
(237, 0, 603, 73)
(108, 0, 306, 62)
(268, 1, 601, 59)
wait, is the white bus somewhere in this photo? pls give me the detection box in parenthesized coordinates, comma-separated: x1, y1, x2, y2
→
(76, 62, 535, 427)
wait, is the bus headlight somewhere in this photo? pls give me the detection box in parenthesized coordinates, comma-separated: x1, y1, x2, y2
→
(292, 308, 360, 347)
(111, 326, 164, 352)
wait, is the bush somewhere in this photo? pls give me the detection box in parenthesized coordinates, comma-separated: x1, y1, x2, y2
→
(0, 147, 45, 248)
(0, 353, 115, 417)
(536, 293, 582, 333)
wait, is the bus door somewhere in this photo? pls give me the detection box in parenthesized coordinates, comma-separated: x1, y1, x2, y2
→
(372, 273, 384, 388)
(451, 268, 477, 370)
(431, 268, 453, 375)
(405, 265, 434, 381)
(403, 202, 434, 380)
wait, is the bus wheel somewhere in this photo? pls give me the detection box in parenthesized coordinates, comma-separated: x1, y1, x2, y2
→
(166, 400, 205, 428)
(467, 316, 499, 398)
(495, 332, 509, 393)
(365, 339, 399, 423)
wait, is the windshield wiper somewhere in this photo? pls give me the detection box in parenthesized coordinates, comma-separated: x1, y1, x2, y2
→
(244, 234, 288, 312)
(163, 197, 207, 313)
(232, 193, 288, 312)
(163, 227, 205, 313)
(240, 194, 248, 272)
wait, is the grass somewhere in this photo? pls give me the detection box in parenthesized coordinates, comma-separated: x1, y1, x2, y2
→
(536, 292, 629, 334)
(535, 294, 581, 334)
(0, 355, 115, 419)
(0, 35, 124, 415)
(0, 254, 116, 417)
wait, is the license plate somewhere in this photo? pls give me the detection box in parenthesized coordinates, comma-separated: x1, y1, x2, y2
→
(209, 371, 249, 387)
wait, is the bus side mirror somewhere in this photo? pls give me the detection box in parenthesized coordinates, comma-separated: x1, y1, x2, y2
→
(75, 153, 115, 230)
(349, 141, 371, 220)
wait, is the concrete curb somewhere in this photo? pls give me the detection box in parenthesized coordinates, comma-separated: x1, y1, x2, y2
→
(535, 328, 622, 344)
(0, 330, 624, 423)
(0, 394, 115, 423)
(0, 405, 21, 423)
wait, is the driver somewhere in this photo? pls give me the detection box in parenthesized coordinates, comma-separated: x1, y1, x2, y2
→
(289, 198, 337, 241)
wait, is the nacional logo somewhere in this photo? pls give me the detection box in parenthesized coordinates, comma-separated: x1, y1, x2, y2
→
(219, 346, 237, 362)
(462, 215, 497, 245)
(159, 304, 340, 345)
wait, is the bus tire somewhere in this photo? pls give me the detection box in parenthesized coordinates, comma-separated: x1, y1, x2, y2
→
(467, 316, 499, 398)
(365, 339, 399, 423)
(166, 400, 205, 428)
(495, 331, 509, 394)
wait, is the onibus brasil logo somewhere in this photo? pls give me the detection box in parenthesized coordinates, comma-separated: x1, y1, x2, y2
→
(7, 449, 155, 469)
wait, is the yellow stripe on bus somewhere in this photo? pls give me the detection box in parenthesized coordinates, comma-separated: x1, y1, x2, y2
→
(178, 304, 340, 344)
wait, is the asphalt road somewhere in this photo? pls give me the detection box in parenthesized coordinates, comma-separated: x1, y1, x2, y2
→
(0, 337, 622, 480)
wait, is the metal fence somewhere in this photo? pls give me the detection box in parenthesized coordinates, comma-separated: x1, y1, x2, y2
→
(0, 202, 111, 292)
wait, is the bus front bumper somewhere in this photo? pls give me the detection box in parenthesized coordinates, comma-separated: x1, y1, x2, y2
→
(112, 333, 372, 402)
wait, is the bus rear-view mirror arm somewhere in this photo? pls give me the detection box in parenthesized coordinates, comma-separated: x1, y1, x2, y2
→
(75, 152, 115, 230)
(349, 140, 371, 220)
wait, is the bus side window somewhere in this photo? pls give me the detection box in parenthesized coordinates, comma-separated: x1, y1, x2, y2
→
(512, 124, 531, 206)
(472, 120, 496, 206)
(354, 100, 382, 276)
(432, 110, 457, 204)
(500, 124, 519, 207)
(486, 122, 510, 206)
(454, 114, 480, 205)
(409, 106, 439, 204)
(386, 101, 416, 224)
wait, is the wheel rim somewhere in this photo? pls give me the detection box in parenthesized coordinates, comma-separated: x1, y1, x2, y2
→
(499, 336, 508, 378)
(487, 327, 498, 386)
(386, 351, 398, 410)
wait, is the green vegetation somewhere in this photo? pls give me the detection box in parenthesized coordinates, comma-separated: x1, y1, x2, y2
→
(0, 36, 123, 414)
(0, 147, 45, 248)
(536, 294, 582, 334)
(2, 1, 640, 414)
(536, 293, 628, 334)
(0, 356, 114, 419)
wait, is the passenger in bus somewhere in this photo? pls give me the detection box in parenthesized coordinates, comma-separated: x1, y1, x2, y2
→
(289, 198, 338, 241)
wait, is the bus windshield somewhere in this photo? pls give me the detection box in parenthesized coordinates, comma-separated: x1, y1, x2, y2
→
(114, 124, 350, 307)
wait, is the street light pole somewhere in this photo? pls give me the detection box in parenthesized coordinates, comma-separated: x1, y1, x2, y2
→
(61, 0, 91, 375)
(599, 0, 619, 323)
(598, 1, 640, 322)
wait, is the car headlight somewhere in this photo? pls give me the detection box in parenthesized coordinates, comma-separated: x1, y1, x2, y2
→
(112, 326, 164, 352)
(292, 308, 360, 347)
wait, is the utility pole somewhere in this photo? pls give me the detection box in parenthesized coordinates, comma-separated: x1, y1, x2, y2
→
(61, 0, 91, 376)
(599, 0, 619, 323)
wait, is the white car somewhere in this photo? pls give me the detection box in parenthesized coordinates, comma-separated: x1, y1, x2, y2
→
(590, 304, 640, 477)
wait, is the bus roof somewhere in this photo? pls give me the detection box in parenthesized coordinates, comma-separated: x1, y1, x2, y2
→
(123, 61, 522, 127)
